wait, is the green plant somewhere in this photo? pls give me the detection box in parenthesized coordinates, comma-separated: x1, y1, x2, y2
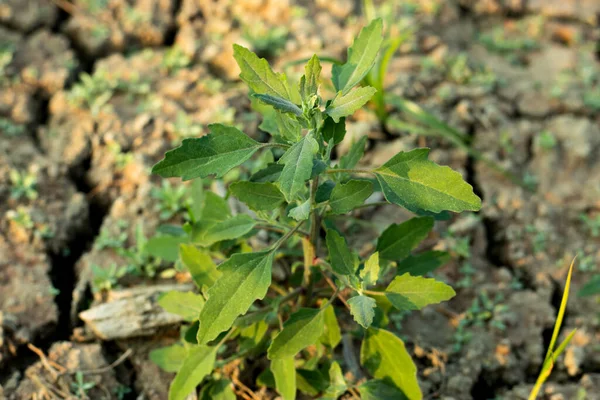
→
(9, 168, 38, 200)
(71, 371, 96, 399)
(161, 46, 191, 74)
(580, 213, 600, 237)
(6, 206, 34, 229)
(91, 263, 128, 292)
(151, 180, 190, 221)
(0, 117, 26, 136)
(150, 20, 481, 400)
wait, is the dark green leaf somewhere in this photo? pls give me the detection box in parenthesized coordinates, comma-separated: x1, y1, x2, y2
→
(197, 251, 274, 344)
(149, 344, 187, 373)
(230, 181, 285, 211)
(396, 251, 451, 276)
(374, 148, 482, 213)
(329, 180, 373, 214)
(326, 87, 377, 123)
(272, 357, 296, 400)
(359, 380, 409, 400)
(288, 199, 311, 221)
(385, 273, 455, 311)
(377, 217, 434, 261)
(153, 124, 262, 180)
(348, 295, 376, 329)
(193, 215, 256, 246)
(268, 307, 326, 359)
(322, 117, 346, 145)
(180, 244, 221, 289)
(254, 94, 303, 116)
(578, 274, 600, 297)
(326, 229, 358, 276)
(315, 181, 335, 203)
(296, 369, 328, 396)
(169, 345, 217, 400)
(250, 163, 284, 183)
(277, 134, 319, 201)
(158, 291, 205, 321)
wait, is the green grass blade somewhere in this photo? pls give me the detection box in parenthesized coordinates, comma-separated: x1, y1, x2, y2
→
(545, 259, 575, 362)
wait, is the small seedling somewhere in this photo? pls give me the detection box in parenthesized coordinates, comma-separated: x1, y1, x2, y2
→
(538, 130, 557, 149)
(9, 169, 38, 200)
(150, 19, 482, 400)
(151, 180, 189, 221)
(71, 371, 96, 399)
(6, 206, 34, 229)
(91, 263, 128, 292)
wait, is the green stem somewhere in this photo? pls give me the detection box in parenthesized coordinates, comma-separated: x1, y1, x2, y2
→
(325, 168, 374, 175)
(271, 221, 305, 251)
(362, 289, 386, 296)
(255, 223, 309, 237)
(262, 142, 291, 150)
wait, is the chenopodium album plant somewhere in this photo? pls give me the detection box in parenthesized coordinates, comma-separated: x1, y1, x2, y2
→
(150, 19, 481, 400)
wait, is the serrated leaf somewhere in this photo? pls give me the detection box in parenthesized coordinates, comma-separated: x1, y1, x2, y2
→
(361, 252, 380, 287)
(332, 18, 384, 94)
(233, 44, 300, 103)
(339, 135, 368, 170)
(348, 295, 376, 329)
(288, 199, 311, 221)
(374, 148, 482, 213)
(322, 117, 346, 145)
(326, 87, 377, 123)
(150, 344, 187, 373)
(268, 307, 325, 359)
(329, 180, 373, 214)
(180, 244, 221, 289)
(277, 134, 319, 201)
(300, 54, 321, 103)
(250, 163, 284, 183)
(254, 94, 303, 116)
(158, 291, 205, 321)
(230, 181, 285, 211)
(272, 357, 296, 400)
(319, 304, 341, 349)
(377, 216, 434, 261)
(169, 345, 217, 400)
(197, 251, 274, 344)
(360, 327, 421, 400)
(276, 112, 303, 143)
(322, 362, 347, 400)
(396, 251, 451, 276)
(385, 273, 455, 311)
(153, 124, 262, 180)
(193, 214, 256, 246)
(326, 229, 358, 276)
(359, 380, 409, 400)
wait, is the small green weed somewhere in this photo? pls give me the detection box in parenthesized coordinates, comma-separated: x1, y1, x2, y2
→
(9, 169, 38, 200)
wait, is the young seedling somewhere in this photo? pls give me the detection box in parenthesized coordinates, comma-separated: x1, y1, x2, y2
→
(9, 168, 38, 200)
(151, 19, 481, 400)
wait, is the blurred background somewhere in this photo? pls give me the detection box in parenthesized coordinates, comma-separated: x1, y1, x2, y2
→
(1, 0, 599, 399)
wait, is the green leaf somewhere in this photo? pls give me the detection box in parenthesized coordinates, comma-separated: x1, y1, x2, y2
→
(545, 259, 575, 361)
(360, 327, 421, 400)
(250, 163, 284, 183)
(385, 273, 455, 311)
(288, 199, 311, 221)
(153, 124, 262, 180)
(277, 133, 319, 201)
(578, 274, 600, 297)
(145, 235, 188, 262)
(361, 252, 380, 288)
(239, 320, 269, 352)
(296, 369, 328, 396)
(150, 344, 187, 373)
(254, 94, 303, 116)
(275, 112, 303, 143)
(193, 215, 256, 246)
(376, 216, 434, 261)
(332, 18, 384, 94)
(201, 191, 231, 223)
(189, 179, 205, 221)
(158, 291, 205, 321)
(272, 357, 297, 400)
(348, 295, 376, 329)
(322, 362, 347, 400)
(326, 87, 377, 123)
(339, 135, 368, 170)
(315, 181, 335, 203)
(169, 345, 217, 400)
(268, 307, 326, 359)
(200, 379, 236, 400)
(197, 251, 274, 344)
(396, 251, 451, 276)
(180, 244, 221, 289)
(233, 44, 300, 103)
(230, 181, 285, 211)
(326, 229, 358, 276)
(374, 148, 482, 213)
(319, 304, 341, 349)
(329, 180, 373, 214)
(359, 380, 409, 400)
(300, 54, 321, 103)
(322, 117, 346, 145)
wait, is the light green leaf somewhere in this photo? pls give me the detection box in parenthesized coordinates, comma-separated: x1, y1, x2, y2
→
(233, 44, 300, 104)
(376, 216, 434, 261)
(268, 307, 326, 359)
(275, 112, 302, 143)
(332, 18, 384, 94)
(359, 380, 409, 400)
(300, 54, 321, 103)
(348, 295, 376, 329)
(272, 357, 297, 400)
(325, 229, 358, 276)
(385, 273, 456, 311)
(319, 304, 341, 349)
(360, 327, 421, 400)
(193, 215, 256, 246)
(329, 180, 373, 214)
(396, 251, 451, 276)
(322, 117, 346, 145)
(322, 362, 347, 400)
(374, 148, 482, 213)
(201, 379, 236, 400)
(277, 133, 319, 201)
(189, 179, 204, 221)
(288, 199, 311, 221)
(326, 87, 377, 123)
(149, 344, 187, 373)
(361, 252, 380, 288)
(200, 191, 231, 223)
(229, 181, 285, 211)
(339, 135, 368, 170)
(158, 291, 205, 321)
(239, 320, 269, 352)
(145, 235, 188, 262)
(179, 244, 221, 289)
(197, 251, 274, 344)
(254, 94, 303, 116)
(169, 345, 217, 400)
(153, 124, 262, 181)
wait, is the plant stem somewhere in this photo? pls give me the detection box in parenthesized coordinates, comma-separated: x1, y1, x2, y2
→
(271, 221, 305, 251)
(262, 142, 291, 150)
(362, 289, 386, 296)
(325, 168, 374, 175)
